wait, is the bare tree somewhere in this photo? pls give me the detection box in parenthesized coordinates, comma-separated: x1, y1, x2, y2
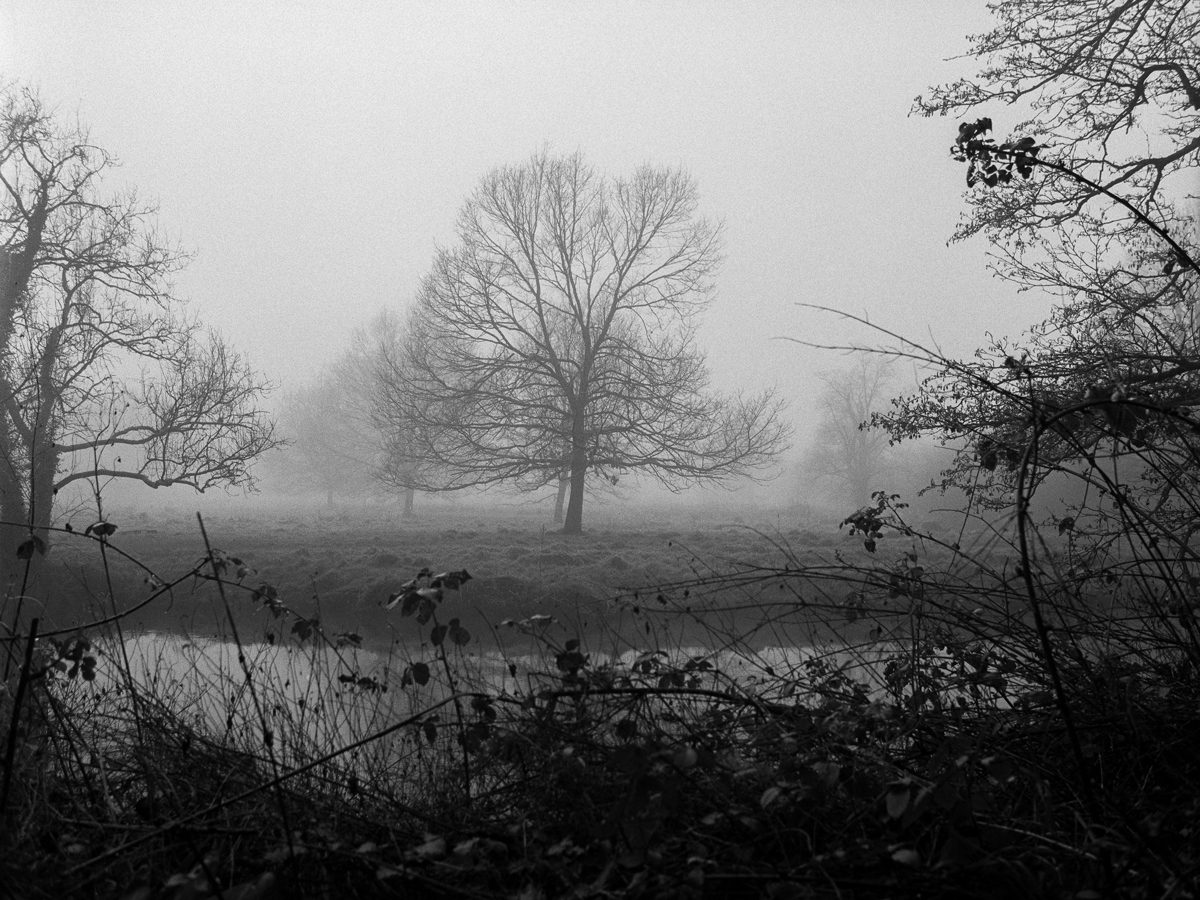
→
(376, 151, 789, 533)
(803, 355, 896, 505)
(270, 369, 380, 508)
(0, 86, 276, 583)
(344, 309, 439, 518)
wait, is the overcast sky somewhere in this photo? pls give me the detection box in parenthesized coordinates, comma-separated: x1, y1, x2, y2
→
(2, 2, 1045, 445)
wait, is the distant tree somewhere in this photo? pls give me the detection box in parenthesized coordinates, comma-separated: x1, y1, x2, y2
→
(349, 309, 440, 518)
(0, 86, 276, 584)
(802, 355, 897, 506)
(375, 151, 789, 533)
(272, 370, 380, 508)
(878, 2, 1200, 516)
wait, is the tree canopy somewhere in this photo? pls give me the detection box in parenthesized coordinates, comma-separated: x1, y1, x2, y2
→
(915, 0, 1198, 246)
(879, 1, 1200, 523)
(374, 151, 789, 533)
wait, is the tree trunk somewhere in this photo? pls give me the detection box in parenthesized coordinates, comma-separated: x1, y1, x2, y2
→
(0, 484, 28, 594)
(0, 197, 51, 595)
(562, 417, 588, 535)
(553, 475, 568, 524)
(326, 486, 334, 507)
(0, 420, 57, 599)
(0, 447, 55, 635)
(849, 467, 871, 507)
(403, 487, 415, 518)
(0, 250, 29, 594)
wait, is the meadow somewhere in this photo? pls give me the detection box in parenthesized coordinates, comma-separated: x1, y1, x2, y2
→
(33, 500, 872, 652)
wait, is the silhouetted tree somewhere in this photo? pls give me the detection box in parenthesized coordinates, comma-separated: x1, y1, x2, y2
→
(0, 86, 276, 586)
(376, 151, 789, 533)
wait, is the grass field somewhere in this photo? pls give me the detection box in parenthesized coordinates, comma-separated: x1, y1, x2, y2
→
(30, 497, 877, 653)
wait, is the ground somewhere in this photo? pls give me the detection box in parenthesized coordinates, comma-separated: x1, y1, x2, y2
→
(32, 498, 864, 652)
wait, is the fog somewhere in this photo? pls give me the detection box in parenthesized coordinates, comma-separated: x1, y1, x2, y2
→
(3, 1, 1043, 525)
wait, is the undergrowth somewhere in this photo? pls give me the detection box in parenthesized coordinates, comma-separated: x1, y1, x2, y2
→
(2, 471, 1199, 899)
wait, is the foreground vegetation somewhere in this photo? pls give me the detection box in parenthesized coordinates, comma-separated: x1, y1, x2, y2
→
(2, 489, 1198, 899)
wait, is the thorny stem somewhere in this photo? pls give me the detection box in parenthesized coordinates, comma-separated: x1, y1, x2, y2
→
(0, 617, 38, 814)
(428, 608, 473, 799)
(196, 513, 299, 875)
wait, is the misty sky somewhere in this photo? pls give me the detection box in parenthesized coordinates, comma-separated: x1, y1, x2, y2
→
(2, 2, 1046, 444)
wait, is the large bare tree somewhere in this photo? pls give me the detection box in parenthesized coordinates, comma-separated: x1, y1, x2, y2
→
(0, 86, 276, 584)
(376, 151, 788, 533)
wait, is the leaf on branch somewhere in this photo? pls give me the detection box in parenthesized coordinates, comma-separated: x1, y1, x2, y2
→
(555, 649, 588, 674)
(422, 718, 438, 744)
(431, 569, 472, 590)
(253, 583, 285, 617)
(252, 582, 278, 602)
(448, 618, 471, 646)
(956, 117, 992, 145)
(16, 534, 46, 559)
(291, 617, 317, 643)
(416, 594, 438, 624)
(976, 437, 999, 472)
(956, 120, 1041, 185)
(84, 521, 117, 538)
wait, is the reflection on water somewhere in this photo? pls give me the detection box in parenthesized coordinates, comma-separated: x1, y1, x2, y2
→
(119, 632, 872, 694)
(109, 633, 421, 771)
(95, 631, 907, 777)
